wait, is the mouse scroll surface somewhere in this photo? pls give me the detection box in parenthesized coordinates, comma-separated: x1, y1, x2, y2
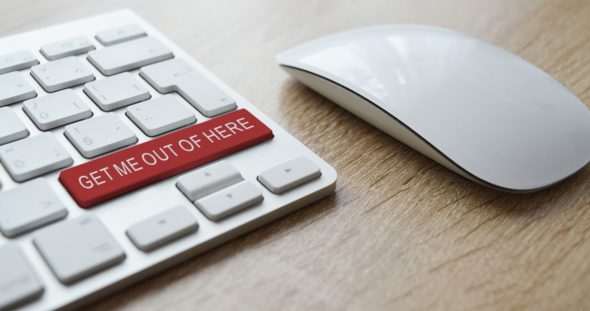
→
(277, 26, 590, 191)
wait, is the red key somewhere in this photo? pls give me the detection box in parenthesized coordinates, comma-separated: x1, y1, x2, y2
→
(59, 109, 273, 208)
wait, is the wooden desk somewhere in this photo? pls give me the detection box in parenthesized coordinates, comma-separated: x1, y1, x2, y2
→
(3, 0, 589, 309)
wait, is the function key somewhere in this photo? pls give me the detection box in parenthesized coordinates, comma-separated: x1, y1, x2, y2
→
(96, 24, 147, 46)
(84, 72, 150, 111)
(0, 107, 29, 145)
(0, 72, 36, 107)
(87, 37, 173, 76)
(0, 134, 73, 182)
(40, 36, 95, 60)
(0, 50, 39, 75)
(33, 215, 126, 284)
(0, 244, 44, 309)
(30, 56, 94, 92)
(126, 206, 198, 252)
(258, 157, 322, 194)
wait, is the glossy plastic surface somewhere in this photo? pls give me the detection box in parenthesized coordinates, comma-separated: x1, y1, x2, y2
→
(277, 25, 590, 191)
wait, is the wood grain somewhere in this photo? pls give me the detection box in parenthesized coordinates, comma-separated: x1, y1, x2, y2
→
(2, 0, 589, 310)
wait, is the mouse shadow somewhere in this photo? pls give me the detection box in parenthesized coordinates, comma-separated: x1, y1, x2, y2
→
(445, 164, 590, 217)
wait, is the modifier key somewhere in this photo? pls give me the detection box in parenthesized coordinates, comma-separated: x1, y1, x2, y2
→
(0, 244, 43, 309)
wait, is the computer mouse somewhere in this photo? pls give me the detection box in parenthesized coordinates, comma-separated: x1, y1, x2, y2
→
(276, 25, 590, 192)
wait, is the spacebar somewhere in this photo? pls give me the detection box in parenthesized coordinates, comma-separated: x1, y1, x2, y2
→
(59, 109, 273, 208)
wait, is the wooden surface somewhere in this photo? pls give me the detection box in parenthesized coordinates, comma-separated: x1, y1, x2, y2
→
(3, 0, 590, 310)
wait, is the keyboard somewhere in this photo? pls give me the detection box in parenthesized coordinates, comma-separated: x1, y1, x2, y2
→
(0, 10, 336, 310)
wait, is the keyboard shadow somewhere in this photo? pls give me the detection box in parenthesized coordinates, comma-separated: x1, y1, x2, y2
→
(85, 192, 337, 310)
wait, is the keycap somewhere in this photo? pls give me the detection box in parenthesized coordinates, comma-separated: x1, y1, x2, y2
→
(0, 71, 36, 107)
(195, 181, 263, 221)
(0, 244, 43, 309)
(0, 107, 28, 145)
(0, 180, 67, 237)
(59, 109, 273, 208)
(126, 95, 196, 136)
(96, 24, 147, 46)
(23, 89, 92, 130)
(177, 160, 243, 201)
(64, 114, 137, 158)
(40, 36, 95, 60)
(88, 37, 173, 76)
(33, 215, 125, 284)
(30, 56, 95, 92)
(0, 134, 72, 182)
(258, 157, 322, 194)
(126, 206, 198, 252)
(0, 50, 39, 74)
(84, 72, 150, 111)
(141, 59, 236, 117)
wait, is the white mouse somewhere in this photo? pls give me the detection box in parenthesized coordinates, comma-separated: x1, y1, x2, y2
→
(276, 25, 590, 192)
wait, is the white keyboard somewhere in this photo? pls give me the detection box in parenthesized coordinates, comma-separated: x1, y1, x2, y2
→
(0, 10, 336, 310)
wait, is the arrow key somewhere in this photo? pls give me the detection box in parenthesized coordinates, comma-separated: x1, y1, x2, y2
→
(177, 160, 243, 201)
(258, 157, 322, 194)
(195, 181, 263, 221)
(126, 206, 198, 251)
